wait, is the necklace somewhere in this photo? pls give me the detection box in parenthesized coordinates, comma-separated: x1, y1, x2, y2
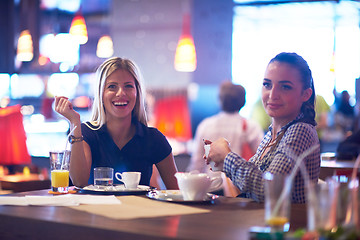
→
(265, 130, 285, 149)
(259, 130, 286, 160)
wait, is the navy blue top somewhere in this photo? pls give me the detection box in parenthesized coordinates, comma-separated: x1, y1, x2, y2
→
(81, 120, 172, 186)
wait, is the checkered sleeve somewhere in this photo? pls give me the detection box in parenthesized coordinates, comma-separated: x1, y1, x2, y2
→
(224, 152, 266, 202)
(224, 122, 320, 203)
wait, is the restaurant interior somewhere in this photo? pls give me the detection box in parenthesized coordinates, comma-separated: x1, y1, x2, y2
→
(0, 0, 359, 194)
(1, 0, 360, 239)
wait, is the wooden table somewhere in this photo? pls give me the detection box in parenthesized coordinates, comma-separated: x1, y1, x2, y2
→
(0, 189, 307, 240)
(0, 174, 50, 193)
(320, 159, 357, 180)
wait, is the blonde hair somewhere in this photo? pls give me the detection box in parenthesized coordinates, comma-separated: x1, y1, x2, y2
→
(90, 57, 148, 128)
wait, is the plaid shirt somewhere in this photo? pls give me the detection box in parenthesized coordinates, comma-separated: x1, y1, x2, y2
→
(223, 115, 320, 203)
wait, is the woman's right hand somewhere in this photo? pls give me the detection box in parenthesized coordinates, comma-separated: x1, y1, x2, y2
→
(205, 138, 231, 166)
(54, 96, 80, 124)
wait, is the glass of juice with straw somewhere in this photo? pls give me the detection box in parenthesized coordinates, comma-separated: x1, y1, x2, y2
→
(264, 172, 291, 232)
(50, 150, 71, 193)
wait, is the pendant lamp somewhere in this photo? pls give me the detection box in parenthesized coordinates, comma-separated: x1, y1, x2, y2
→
(96, 35, 114, 58)
(174, 13, 197, 72)
(69, 13, 88, 45)
(17, 30, 34, 62)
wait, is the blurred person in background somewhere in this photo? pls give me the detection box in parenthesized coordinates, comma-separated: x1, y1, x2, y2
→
(314, 94, 330, 151)
(188, 80, 263, 196)
(332, 90, 355, 136)
(251, 97, 271, 133)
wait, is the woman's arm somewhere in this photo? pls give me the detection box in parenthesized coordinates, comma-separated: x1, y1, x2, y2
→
(155, 153, 179, 190)
(69, 140, 92, 187)
(227, 123, 320, 203)
(54, 96, 92, 187)
(149, 165, 161, 189)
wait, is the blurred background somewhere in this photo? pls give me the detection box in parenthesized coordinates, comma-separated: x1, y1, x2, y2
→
(0, 0, 360, 176)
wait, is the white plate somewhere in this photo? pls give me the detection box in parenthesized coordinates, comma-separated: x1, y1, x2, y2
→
(77, 185, 151, 195)
(146, 190, 219, 203)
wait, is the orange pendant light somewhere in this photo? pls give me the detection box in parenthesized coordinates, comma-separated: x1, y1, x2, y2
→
(174, 14, 197, 72)
(17, 30, 34, 62)
(69, 14, 88, 45)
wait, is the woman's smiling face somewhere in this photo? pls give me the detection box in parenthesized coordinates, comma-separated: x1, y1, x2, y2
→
(262, 61, 312, 126)
(103, 69, 137, 121)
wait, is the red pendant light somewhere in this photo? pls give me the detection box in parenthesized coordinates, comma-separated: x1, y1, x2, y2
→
(69, 13, 88, 45)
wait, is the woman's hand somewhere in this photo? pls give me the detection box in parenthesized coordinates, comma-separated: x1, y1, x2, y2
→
(205, 138, 231, 166)
(54, 96, 80, 124)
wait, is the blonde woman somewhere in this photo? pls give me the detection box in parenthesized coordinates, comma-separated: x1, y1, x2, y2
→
(55, 57, 179, 189)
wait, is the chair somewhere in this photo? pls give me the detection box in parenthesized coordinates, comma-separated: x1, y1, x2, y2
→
(0, 105, 31, 166)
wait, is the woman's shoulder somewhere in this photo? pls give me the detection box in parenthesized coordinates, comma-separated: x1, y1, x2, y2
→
(280, 122, 320, 158)
(81, 121, 103, 138)
(285, 121, 318, 141)
(137, 122, 167, 139)
(137, 123, 172, 152)
(82, 121, 101, 130)
(144, 125, 164, 135)
(288, 121, 316, 131)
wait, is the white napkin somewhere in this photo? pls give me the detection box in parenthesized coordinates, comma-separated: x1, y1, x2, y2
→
(25, 195, 79, 206)
(70, 195, 122, 205)
(0, 196, 28, 206)
(0, 194, 121, 206)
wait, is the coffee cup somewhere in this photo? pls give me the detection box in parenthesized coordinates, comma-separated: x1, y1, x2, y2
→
(115, 172, 141, 189)
(175, 172, 223, 201)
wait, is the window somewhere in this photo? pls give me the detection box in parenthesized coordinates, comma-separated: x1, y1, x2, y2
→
(232, 1, 360, 116)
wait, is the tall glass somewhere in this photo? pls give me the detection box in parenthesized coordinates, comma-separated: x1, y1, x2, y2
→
(307, 178, 339, 231)
(50, 150, 71, 193)
(264, 172, 291, 232)
(334, 175, 359, 227)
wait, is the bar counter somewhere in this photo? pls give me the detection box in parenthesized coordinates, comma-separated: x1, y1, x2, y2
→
(0, 189, 308, 240)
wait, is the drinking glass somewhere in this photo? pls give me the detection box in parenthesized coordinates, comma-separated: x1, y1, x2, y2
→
(307, 178, 339, 231)
(94, 167, 114, 187)
(50, 150, 71, 193)
(264, 172, 291, 232)
(333, 175, 359, 228)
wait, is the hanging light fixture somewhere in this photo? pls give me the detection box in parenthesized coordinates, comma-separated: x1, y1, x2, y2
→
(174, 13, 197, 72)
(96, 35, 114, 58)
(69, 13, 88, 45)
(17, 30, 34, 62)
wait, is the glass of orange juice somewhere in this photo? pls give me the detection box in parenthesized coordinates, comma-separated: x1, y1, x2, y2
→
(50, 150, 71, 193)
(264, 172, 291, 232)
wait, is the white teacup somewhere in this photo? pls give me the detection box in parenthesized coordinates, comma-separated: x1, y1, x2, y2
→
(175, 172, 223, 201)
(115, 172, 141, 189)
